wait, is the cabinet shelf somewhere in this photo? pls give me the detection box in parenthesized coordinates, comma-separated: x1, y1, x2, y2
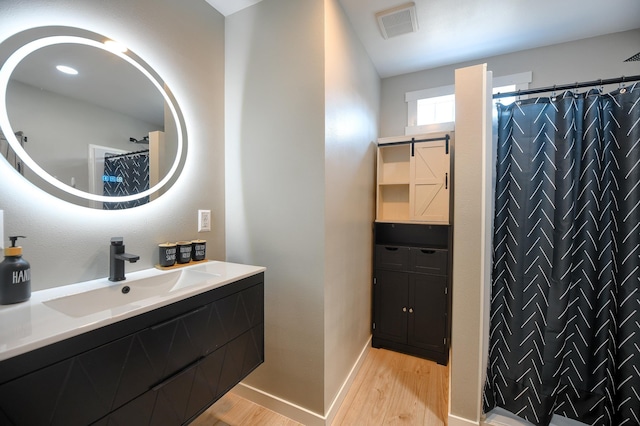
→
(378, 181, 410, 186)
(377, 184, 409, 221)
(377, 144, 410, 183)
(375, 132, 452, 224)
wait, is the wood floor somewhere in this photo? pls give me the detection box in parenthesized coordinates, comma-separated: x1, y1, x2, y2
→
(192, 347, 449, 426)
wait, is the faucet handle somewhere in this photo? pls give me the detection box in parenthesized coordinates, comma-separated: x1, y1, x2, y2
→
(111, 237, 124, 246)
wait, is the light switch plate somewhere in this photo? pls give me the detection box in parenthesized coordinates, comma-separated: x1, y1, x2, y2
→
(198, 209, 211, 232)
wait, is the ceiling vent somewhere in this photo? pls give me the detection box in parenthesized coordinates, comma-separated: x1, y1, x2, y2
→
(624, 51, 640, 62)
(376, 2, 418, 40)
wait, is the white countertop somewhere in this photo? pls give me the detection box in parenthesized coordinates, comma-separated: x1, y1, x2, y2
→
(0, 261, 265, 362)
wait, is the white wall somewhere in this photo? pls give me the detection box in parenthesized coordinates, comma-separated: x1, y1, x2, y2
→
(323, 0, 379, 420)
(226, 0, 380, 422)
(0, 0, 225, 289)
(449, 64, 493, 426)
(380, 29, 640, 137)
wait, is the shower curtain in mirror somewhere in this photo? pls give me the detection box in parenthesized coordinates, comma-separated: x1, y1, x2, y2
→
(103, 150, 149, 210)
(483, 85, 640, 426)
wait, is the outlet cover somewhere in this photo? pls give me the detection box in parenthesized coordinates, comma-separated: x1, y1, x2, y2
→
(198, 210, 211, 232)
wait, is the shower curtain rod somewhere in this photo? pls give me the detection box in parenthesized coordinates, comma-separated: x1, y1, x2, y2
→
(105, 149, 149, 160)
(493, 74, 640, 99)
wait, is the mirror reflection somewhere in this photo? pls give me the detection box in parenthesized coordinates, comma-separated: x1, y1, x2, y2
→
(0, 27, 185, 209)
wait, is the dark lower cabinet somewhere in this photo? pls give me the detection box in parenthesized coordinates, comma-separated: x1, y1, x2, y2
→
(372, 223, 451, 365)
(0, 273, 264, 426)
(408, 273, 447, 354)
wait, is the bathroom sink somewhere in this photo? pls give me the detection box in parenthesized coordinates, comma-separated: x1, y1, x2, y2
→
(43, 269, 219, 318)
(188, 261, 231, 276)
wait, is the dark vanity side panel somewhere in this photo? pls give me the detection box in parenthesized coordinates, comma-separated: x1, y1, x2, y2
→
(0, 272, 263, 385)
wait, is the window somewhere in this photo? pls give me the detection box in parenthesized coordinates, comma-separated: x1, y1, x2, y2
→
(417, 94, 455, 126)
(405, 72, 532, 135)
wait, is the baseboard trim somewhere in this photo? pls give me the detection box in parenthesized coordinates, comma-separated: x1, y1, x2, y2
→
(232, 336, 373, 426)
(448, 413, 480, 426)
(232, 382, 326, 426)
(324, 335, 372, 425)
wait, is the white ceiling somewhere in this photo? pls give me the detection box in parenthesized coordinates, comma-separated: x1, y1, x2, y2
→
(206, 0, 640, 78)
(205, 0, 263, 17)
(7, 0, 638, 132)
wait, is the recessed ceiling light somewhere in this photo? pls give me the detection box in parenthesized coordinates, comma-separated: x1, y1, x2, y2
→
(56, 65, 78, 75)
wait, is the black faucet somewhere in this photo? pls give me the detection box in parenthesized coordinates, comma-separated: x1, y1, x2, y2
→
(109, 237, 140, 282)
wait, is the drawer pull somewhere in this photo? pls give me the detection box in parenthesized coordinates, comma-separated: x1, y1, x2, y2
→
(150, 304, 209, 330)
(420, 249, 436, 254)
(151, 356, 205, 391)
(384, 247, 399, 251)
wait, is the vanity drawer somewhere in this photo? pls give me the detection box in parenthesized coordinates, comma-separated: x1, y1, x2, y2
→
(99, 324, 264, 426)
(375, 245, 410, 271)
(411, 248, 448, 275)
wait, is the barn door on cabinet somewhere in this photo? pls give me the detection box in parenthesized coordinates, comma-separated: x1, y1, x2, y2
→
(409, 140, 449, 223)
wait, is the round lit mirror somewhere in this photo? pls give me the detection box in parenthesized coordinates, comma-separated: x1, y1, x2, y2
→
(0, 26, 187, 209)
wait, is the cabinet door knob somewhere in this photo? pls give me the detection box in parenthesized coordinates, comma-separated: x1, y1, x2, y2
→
(409, 308, 414, 313)
(403, 307, 407, 312)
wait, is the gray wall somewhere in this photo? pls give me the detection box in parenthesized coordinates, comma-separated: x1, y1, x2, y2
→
(225, 0, 379, 420)
(323, 0, 379, 417)
(225, 0, 327, 415)
(0, 0, 225, 289)
(380, 29, 640, 137)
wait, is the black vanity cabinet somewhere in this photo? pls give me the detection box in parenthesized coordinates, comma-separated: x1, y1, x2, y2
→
(0, 273, 264, 426)
(372, 223, 451, 365)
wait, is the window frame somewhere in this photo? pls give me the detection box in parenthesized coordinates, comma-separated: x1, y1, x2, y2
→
(405, 71, 532, 136)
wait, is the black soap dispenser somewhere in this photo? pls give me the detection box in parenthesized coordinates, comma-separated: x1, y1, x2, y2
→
(0, 236, 31, 305)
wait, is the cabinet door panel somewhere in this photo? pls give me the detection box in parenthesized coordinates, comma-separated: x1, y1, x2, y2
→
(410, 141, 449, 223)
(409, 274, 447, 352)
(0, 335, 154, 426)
(0, 359, 73, 425)
(374, 270, 408, 343)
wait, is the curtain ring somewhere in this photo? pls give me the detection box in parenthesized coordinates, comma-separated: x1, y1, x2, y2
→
(620, 76, 627, 94)
(599, 79, 603, 93)
(551, 85, 557, 101)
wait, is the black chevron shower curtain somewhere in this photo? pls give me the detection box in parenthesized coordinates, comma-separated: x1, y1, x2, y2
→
(483, 86, 640, 426)
(102, 151, 150, 210)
